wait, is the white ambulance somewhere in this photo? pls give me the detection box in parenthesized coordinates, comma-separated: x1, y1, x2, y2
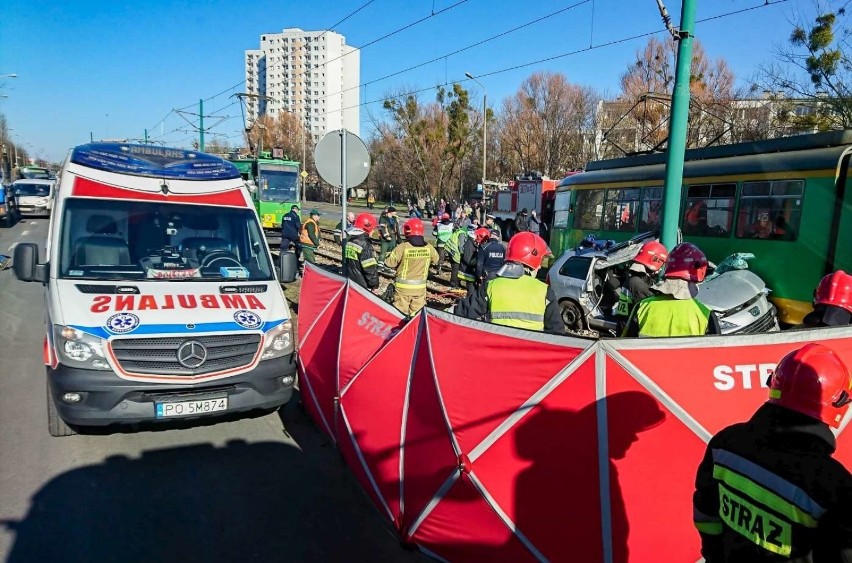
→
(13, 143, 296, 436)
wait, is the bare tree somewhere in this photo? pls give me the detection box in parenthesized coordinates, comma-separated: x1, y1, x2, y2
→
(375, 84, 478, 201)
(602, 37, 736, 155)
(754, 1, 852, 130)
(498, 72, 599, 177)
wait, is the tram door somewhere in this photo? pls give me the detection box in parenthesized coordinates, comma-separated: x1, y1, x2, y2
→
(832, 150, 852, 273)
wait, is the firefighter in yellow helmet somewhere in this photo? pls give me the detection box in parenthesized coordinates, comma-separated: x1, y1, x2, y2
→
(384, 218, 439, 316)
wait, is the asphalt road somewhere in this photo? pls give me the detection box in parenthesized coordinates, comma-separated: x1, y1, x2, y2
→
(0, 217, 423, 563)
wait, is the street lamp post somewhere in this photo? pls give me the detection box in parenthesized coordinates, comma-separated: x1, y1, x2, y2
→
(465, 72, 487, 204)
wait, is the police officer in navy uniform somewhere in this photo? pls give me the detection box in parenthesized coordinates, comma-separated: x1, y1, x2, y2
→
(476, 229, 506, 284)
(693, 343, 852, 562)
(280, 204, 302, 263)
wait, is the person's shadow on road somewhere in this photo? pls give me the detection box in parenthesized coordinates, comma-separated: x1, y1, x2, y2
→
(3, 414, 417, 562)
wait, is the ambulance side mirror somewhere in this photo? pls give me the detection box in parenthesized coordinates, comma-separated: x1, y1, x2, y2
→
(13, 243, 48, 284)
(278, 250, 298, 283)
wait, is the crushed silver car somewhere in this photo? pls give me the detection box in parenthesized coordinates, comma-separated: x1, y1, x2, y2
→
(546, 234, 780, 336)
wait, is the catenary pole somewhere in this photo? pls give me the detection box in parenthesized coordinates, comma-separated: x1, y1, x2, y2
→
(199, 99, 205, 152)
(341, 129, 348, 277)
(660, 0, 696, 249)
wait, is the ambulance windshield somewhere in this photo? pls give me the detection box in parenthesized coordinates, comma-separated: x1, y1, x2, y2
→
(58, 199, 274, 281)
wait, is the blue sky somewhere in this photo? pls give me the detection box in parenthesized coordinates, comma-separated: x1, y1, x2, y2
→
(1, 0, 810, 163)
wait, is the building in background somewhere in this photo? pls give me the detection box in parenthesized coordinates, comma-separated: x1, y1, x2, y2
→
(245, 28, 360, 140)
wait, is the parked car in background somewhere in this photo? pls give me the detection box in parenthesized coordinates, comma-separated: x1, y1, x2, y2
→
(546, 232, 780, 335)
(12, 179, 55, 217)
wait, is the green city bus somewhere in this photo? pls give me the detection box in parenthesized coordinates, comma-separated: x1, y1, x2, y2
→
(229, 152, 301, 245)
(551, 130, 852, 325)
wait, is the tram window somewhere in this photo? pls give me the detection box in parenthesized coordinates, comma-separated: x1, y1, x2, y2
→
(736, 180, 803, 241)
(682, 183, 736, 237)
(603, 188, 640, 232)
(639, 187, 662, 232)
(574, 189, 605, 230)
(554, 191, 572, 228)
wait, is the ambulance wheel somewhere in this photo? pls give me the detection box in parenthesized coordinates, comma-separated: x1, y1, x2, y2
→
(46, 380, 76, 437)
(560, 299, 585, 331)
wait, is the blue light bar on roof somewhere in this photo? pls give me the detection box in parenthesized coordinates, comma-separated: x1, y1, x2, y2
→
(70, 143, 241, 181)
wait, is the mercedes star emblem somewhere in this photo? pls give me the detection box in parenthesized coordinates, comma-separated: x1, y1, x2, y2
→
(176, 340, 208, 369)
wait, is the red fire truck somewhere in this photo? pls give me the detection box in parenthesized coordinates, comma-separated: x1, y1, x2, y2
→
(491, 171, 581, 239)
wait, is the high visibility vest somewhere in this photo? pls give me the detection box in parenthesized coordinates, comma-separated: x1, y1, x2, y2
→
(634, 295, 712, 337)
(446, 229, 467, 262)
(435, 222, 453, 244)
(486, 275, 548, 331)
(300, 218, 318, 246)
(615, 289, 633, 317)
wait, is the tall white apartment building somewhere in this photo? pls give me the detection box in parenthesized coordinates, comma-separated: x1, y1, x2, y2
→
(245, 28, 360, 139)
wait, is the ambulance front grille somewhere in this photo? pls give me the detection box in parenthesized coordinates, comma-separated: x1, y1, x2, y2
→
(110, 334, 262, 376)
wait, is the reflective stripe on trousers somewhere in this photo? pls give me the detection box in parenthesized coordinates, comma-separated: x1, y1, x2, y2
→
(395, 278, 427, 290)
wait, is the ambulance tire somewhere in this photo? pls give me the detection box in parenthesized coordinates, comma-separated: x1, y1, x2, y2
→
(560, 299, 586, 332)
(46, 380, 76, 437)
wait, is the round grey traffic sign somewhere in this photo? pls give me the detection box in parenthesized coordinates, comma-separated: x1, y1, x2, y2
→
(314, 129, 371, 188)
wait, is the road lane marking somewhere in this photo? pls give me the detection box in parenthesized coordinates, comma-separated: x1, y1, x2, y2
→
(20, 230, 29, 237)
(30, 221, 37, 225)
(7, 243, 18, 251)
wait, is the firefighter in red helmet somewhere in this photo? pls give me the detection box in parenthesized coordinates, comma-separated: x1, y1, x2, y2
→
(456, 232, 563, 334)
(802, 270, 852, 327)
(345, 213, 380, 292)
(384, 218, 439, 316)
(694, 343, 852, 562)
(614, 240, 668, 333)
(623, 242, 721, 337)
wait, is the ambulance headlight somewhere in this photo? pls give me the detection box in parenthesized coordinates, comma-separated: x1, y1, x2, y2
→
(54, 325, 110, 370)
(262, 321, 293, 360)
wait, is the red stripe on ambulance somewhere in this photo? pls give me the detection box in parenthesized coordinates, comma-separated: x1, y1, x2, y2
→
(72, 176, 247, 207)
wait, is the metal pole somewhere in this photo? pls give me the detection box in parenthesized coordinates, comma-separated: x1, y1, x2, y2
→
(302, 126, 306, 205)
(144, 129, 148, 144)
(199, 99, 205, 152)
(341, 129, 348, 276)
(482, 91, 487, 207)
(660, 0, 696, 249)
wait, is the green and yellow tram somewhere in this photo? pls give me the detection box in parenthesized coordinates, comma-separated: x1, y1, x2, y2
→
(551, 130, 852, 325)
(229, 152, 301, 245)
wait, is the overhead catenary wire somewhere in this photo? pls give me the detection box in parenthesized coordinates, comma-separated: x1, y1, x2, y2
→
(314, 0, 791, 120)
(321, 0, 591, 102)
(147, 0, 789, 148)
(141, 0, 470, 138)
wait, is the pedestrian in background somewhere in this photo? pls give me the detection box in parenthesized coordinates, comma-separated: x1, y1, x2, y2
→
(334, 211, 356, 245)
(693, 343, 852, 561)
(528, 209, 541, 236)
(378, 206, 400, 265)
(514, 208, 530, 234)
(280, 204, 302, 263)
